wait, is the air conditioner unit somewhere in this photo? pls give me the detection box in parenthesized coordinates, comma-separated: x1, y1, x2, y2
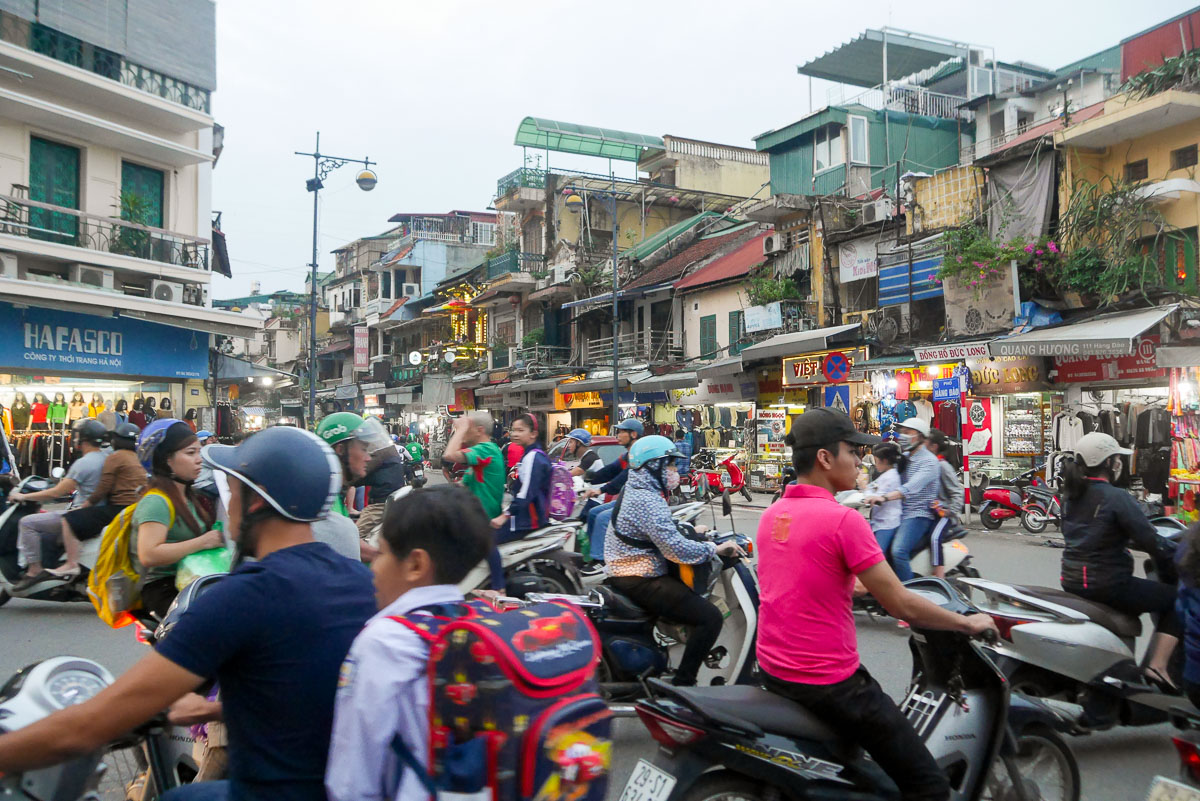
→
(401, 283, 420, 297)
(762, 233, 787, 255)
(70, 264, 115, 290)
(0, 252, 20, 280)
(862, 198, 895, 224)
(150, 279, 184, 303)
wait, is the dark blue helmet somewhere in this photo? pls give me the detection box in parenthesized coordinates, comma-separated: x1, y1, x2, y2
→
(201, 427, 341, 522)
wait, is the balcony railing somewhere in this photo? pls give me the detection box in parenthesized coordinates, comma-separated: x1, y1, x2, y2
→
(496, 167, 547, 199)
(0, 193, 209, 269)
(515, 345, 571, 371)
(485, 250, 545, 279)
(837, 83, 970, 121)
(585, 332, 682, 365)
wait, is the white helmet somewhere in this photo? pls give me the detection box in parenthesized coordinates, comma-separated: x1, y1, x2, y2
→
(1074, 432, 1131, 467)
(896, 417, 930, 437)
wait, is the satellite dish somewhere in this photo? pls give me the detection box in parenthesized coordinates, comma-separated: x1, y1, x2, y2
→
(877, 316, 899, 346)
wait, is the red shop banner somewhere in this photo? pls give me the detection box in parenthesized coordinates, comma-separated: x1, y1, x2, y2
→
(962, 397, 994, 458)
(1053, 336, 1165, 384)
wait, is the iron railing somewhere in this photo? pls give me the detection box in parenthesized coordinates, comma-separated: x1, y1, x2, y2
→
(0, 193, 209, 269)
(496, 167, 547, 198)
(585, 332, 682, 365)
(515, 345, 571, 370)
(838, 84, 970, 121)
(485, 251, 545, 279)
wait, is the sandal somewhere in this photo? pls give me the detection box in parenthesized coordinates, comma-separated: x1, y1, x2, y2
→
(45, 564, 81, 579)
(1143, 666, 1182, 696)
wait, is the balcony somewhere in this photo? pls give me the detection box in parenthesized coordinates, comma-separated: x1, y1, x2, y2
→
(585, 332, 682, 366)
(514, 345, 571, 373)
(835, 83, 970, 122)
(0, 193, 209, 270)
(485, 250, 545, 279)
(494, 167, 547, 212)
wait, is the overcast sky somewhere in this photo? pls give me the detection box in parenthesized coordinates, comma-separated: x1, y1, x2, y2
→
(208, 0, 1196, 299)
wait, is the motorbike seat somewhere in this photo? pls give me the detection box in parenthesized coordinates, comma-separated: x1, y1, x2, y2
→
(595, 584, 653, 622)
(1014, 585, 1143, 639)
(662, 684, 857, 757)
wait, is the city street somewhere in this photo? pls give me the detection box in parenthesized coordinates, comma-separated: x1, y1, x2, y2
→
(0, 501, 1180, 800)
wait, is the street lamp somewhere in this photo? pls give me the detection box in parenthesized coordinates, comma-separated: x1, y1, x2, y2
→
(564, 185, 621, 433)
(295, 132, 377, 429)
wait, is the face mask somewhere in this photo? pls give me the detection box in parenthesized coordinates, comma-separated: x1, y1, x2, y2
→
(899, 433, 917, 450)
(665, 468, 680, 491)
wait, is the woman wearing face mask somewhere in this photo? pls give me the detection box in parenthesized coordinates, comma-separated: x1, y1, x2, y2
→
(1060, 432, 1179, 692)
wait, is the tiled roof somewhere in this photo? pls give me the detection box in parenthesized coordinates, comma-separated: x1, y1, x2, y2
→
(675, 232, 770, 291)
(623, 227, 756, 292)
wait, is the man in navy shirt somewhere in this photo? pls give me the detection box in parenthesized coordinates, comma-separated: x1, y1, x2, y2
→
(0, 427, 376, 801)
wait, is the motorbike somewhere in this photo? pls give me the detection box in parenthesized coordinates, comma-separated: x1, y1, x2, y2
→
(961, 516, 1189, 734)
(978, 465, 1045, 530)
(0, 472, 103, 608)
(838, 490, 979, 582)
(534, 495, 758, 707)
(1166, 706, 1200, 791)
(769, 464, 796, 504)
(621, 577, 1080, 801)
(1021, 485, 1062, 534)
(456, 520, 585, 597)
(691, 449, 752, 503)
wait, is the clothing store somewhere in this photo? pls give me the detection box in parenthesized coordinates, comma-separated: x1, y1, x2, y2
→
(1163, 342, 1200, 523)
(0, 300, 207, 478)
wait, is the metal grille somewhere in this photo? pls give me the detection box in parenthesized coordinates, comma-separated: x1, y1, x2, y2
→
(902, 689, 945, 738)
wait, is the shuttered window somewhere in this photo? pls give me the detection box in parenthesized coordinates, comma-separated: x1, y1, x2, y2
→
(699, 314, 717, 359)
(729, 310, 746, 355)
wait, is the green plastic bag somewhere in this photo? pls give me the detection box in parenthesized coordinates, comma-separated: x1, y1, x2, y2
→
(176, 546, 234, 590)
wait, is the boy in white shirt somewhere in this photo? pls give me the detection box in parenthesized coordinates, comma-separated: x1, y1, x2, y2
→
(326, 484, 492, 801)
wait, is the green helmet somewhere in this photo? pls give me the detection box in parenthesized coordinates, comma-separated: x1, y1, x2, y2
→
(317, 412, 391, 453)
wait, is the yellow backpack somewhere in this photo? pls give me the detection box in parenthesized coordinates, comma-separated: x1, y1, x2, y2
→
(87, 489, 173, 628)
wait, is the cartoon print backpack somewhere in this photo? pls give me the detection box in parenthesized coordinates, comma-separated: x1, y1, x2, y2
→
(547, 461, 576, 520)
(389, 599, 611, 801)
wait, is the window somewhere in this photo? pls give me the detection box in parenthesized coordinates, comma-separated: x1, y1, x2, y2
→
(381, 271, 391, 299)
(121, 162, 165, 228)
(1124, 159, 1149, 182)
(728, 310, 746, 355)
(29, 136, 80, 243)
(848, 116, 869, 165)
(1172, 145, 1198, 171)
(471, 221, 496, 246)
(814, 125, 845, 172)
(699, 314, 717, 358)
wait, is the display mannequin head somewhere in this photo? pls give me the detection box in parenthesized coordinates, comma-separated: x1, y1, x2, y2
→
(13, 392, 27, 406)
(91, 393, 103, 406)
(53, 392, 65, 405)
(160, 397, 172, 411)
(33, 392, 47, 405)
(115, 398, 127, 412)
(71, 392, 84, 404)
(132, 398, 144, 412)
(146, 397, 157, 410)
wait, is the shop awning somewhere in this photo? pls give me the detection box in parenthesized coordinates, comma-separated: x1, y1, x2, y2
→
(316, 341, 352, 357)
(334, 384, 359, 400)
(989, 305, 1177, 358)
(514, 117, 662, 162)
(696, 356, 743, 381)
(213, 353, 298, 383)
(633, 371, 698, 392)
(561, 374, 627, 393)
(738, 322, 861, 364)
(1157, 345, 1200, 368)
(523, 376, 576, 392)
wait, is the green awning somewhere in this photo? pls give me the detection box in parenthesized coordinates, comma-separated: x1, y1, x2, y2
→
(514, 117, 663, 162)
(621, 211, 728, 262)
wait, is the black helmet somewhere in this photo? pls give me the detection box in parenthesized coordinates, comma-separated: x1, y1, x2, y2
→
(109, 422, 140, 451)
(73, 418, 107, 447)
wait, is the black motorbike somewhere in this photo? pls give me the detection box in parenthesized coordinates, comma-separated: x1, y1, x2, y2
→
(623, 578, 1080, 801)
(0, 475, 90, 607)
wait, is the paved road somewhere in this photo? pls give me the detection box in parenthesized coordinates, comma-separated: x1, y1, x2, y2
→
(0, 506, 1178, 799)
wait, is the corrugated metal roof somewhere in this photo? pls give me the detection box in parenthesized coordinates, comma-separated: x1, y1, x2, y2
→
(675, 232, 770, 291)
(620, 211, 726, 262)
(514, 117, 662, 162)
(623, 226, 755, 292)
(985, 100, 1104, 158)
(797, 28, 965, 87)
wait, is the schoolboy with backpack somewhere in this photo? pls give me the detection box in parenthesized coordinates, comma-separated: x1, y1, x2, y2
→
(327, 484, 611, 801)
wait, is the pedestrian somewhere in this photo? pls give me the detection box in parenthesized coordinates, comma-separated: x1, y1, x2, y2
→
(487, 413, 551, 590)
(673, 429, 692, 477)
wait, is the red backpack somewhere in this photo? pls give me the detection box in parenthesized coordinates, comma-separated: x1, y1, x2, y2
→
(389, 599, 612, 801)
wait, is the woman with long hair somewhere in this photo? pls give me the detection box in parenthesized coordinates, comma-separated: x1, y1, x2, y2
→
(1060, 432, 1179, 692)
(132, 420, 224, 617)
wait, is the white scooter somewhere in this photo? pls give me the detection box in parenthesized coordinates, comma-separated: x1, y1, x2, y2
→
(961, 517, 1188, 734)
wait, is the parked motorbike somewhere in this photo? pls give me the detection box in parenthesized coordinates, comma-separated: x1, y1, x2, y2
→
(0, 473, 102, 608)
(621, 577, 1079, 801)
(962, 517, 1188, 734)
(1021, 485, 1062, 534)
(691, 449, 752, 503)
(978, 465, 1045, 530)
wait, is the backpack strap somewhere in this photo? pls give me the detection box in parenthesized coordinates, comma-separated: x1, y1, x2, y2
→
(388, 731, 438, 798)
(142, 489, 176, 529)
(608, 487, 656, 552)
(386, 602, 472, 641)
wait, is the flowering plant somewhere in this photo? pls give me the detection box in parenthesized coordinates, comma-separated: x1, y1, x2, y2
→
(938, 225, 1064, 298)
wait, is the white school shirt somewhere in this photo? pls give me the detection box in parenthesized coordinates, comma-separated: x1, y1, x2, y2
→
(866, 468, 902, 531)
(326, 583, 464, 801)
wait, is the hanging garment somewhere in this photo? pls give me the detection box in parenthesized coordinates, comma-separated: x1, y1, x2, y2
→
(676, 409, 690, 431)
(895, 400, 918, 423)
(894, 373, 912, 400)
(30, 403, 48, 426)
(912, 398, 934, 426)
(10, 403, 30, 431)
(704, 428, 721, 449)
(934, 401, 960, 436)
(48, 403, 68, 425)
(719, 406, 732, 429)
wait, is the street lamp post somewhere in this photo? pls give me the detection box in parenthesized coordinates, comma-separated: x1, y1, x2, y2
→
(295, 132, 377, 429)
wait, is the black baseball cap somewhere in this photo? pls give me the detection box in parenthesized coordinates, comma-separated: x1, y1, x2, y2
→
(786, 408, 881, 449)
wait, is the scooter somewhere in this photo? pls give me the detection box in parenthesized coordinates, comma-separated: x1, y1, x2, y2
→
(1164, 706, 1200, 791)
(692, 449, 752, 503)
(838, 490, 979, 581)
(0, 472, 101, 608)
(456, 520, 585, 597)
(1021, 486, 1062, 534)
(961, 518, 1189, 734)
(534, 495, 758, 708)
(622, 577, 1080, 801)
(978, 465, 1045, 530)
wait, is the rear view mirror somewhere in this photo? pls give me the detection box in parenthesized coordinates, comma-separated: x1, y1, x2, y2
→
(51, 467, 66, 479)
(721, 490, 733, 517)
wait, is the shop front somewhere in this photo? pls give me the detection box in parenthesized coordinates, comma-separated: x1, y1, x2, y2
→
(958, 355, 1054, 492)
(0, 300, 209, 477)
(1161, 343, 1200, 523)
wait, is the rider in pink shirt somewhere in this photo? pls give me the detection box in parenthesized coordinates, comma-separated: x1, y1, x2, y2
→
(756, 409, 996, 801)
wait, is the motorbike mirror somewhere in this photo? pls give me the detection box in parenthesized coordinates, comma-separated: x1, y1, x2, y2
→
(721, 491, 733, 518)
(50, 467, 65, 479)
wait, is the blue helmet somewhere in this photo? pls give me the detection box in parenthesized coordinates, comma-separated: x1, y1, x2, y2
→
(628, 435, 682, 469)
(195, 430, 215, 441)
(615, 418, 644, 436)
(567, 428, 592, 446)
(202, 427, 342, 522)
(137, 419, 195, 473)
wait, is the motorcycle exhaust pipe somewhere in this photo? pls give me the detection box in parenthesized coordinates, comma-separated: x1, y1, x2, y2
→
(607, 704, 637, 718)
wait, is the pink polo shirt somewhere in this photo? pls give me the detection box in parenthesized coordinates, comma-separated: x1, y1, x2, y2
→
(756, 483, 885, 685)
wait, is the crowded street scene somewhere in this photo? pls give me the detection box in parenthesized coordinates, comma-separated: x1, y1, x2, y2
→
(3, 2, 1200, 799)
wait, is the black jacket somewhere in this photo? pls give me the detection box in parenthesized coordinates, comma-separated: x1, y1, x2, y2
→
(355, 449, 409, 506)
(587, 453, 629, 496)
(1060, 479, 1162, 590)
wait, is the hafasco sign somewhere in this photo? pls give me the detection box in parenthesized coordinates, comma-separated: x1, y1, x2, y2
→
(24, 323, 123, 358)
(783, 348, 864, 386)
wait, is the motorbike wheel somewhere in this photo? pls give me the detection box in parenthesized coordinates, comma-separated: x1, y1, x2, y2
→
(680, 772, 771, 801)
(98, 742, 153, 800)
(1021, 505, 1049, 534)
(980, 510, 1004, 531)
(740, 486, 752, 503)
(983, 727, 1080, 801)
(770, 490, 781, 504)
(519, 563, 577, 596)
(0, 588, 9, 608)
(1007, 666, 1069, 700)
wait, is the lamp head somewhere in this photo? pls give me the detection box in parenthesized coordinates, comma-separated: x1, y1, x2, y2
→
(564, 192, 584, 215)
(355, 169, 378, 191)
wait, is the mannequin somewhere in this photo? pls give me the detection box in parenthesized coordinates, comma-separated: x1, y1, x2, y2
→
(48, 392, 68, 428)
(183, 407, 198, 432)
(10, 392, 30, 431)
(68, 392, 86, 422)
(128, 398, 147, 430)
(88, 392, 106, 418)
(157, 396, 174, 419)
(30, 392, 49, 431)
(114, 398, 129, 426)
(144, 396, 158, 423)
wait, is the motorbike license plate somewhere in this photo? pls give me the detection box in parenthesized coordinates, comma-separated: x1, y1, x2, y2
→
(620, 760, 677, 801)
(1147, 777, 1200, 801)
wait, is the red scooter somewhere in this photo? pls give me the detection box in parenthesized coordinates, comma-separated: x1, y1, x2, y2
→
(690, 448, 752, 503)
(978, 464, 1044, 530)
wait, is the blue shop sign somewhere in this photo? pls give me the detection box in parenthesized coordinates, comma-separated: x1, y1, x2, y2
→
(0, 301, 208, 380)
(932, 377, 961, 402)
